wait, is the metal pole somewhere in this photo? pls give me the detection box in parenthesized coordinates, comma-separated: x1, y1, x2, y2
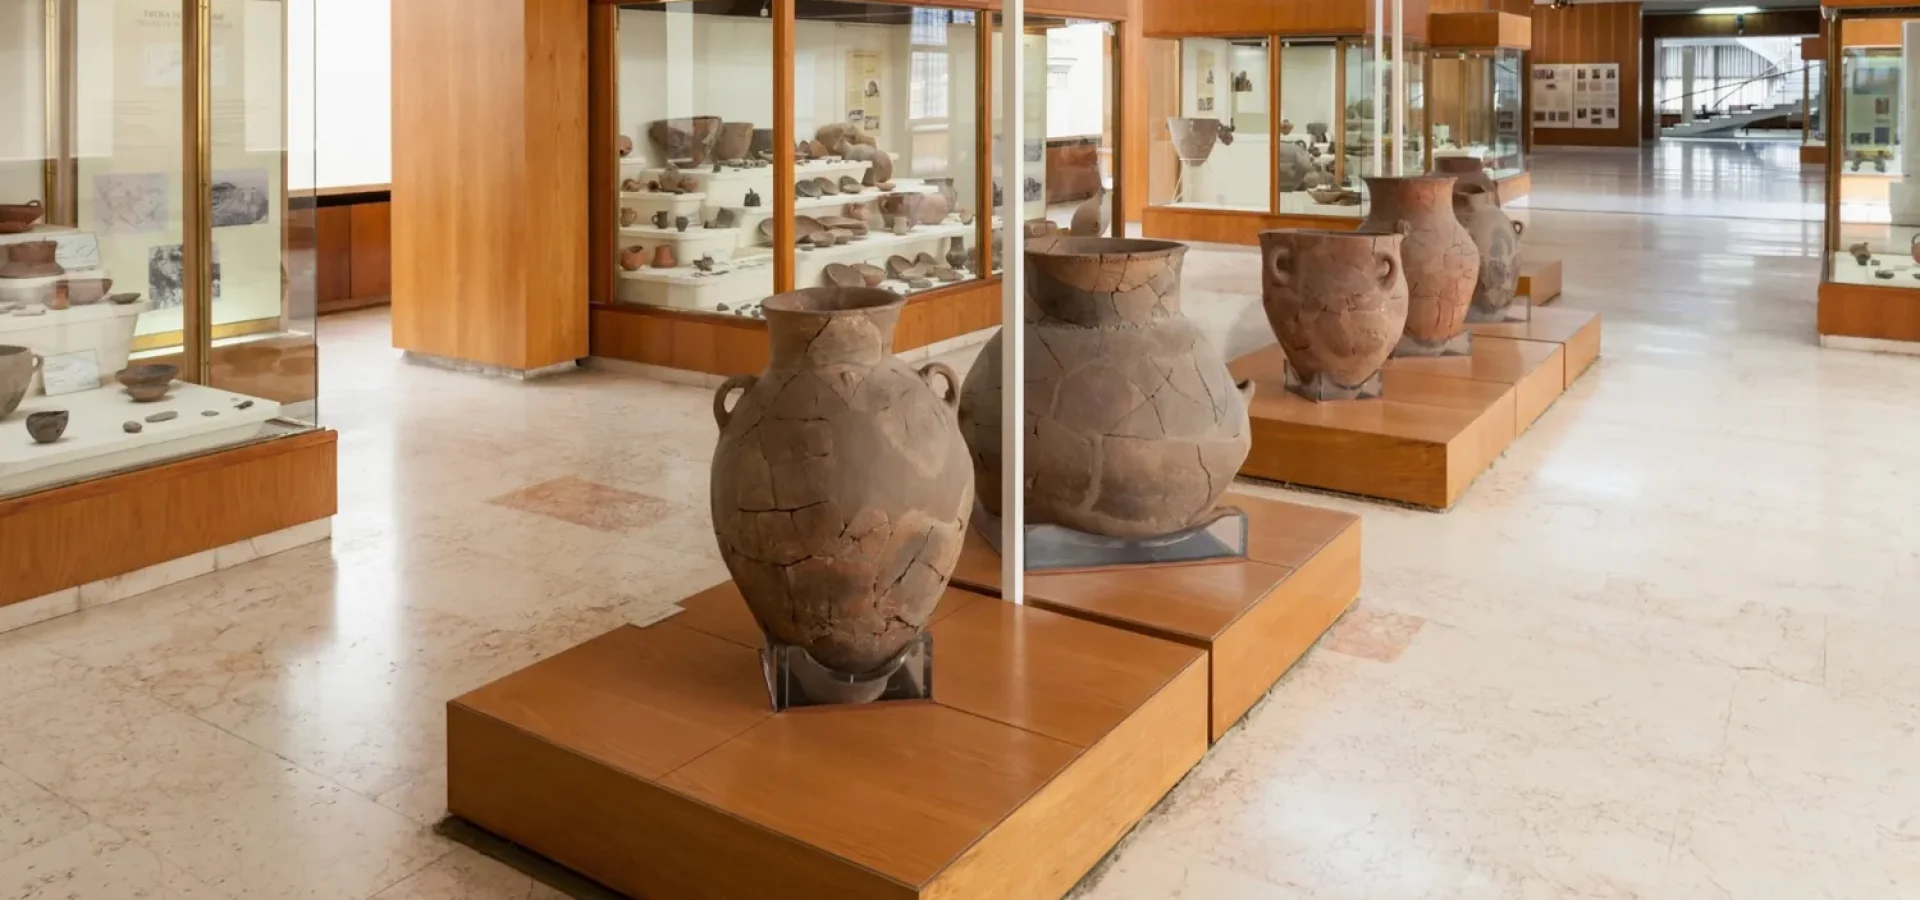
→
(999, 0, 1025, 602)
(1371, 0, 1384, 180)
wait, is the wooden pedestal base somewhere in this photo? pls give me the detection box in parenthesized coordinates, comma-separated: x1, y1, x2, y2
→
(1025, 494, 1361, 742)
(1800, 144, 1828, 167)
(1230, 309, 1600, 508)
(1518, 257, 1562, 305)
(449, 585, 1209, 900)
(1142, 205, 1360, 247)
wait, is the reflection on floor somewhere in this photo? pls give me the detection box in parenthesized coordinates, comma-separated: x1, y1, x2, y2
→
(1527, 138, 1824, 221)
(2, 202, 1919, 899)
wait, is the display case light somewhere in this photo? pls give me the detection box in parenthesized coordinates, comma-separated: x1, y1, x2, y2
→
(1696, 6, 1761, 15)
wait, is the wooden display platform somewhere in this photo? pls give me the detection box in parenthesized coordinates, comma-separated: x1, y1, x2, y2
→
(1518, 257, 1562, 305)
(1467, 305, 1601, 387)
(1800, 143, 1829, 167)
(1818, 280, 1920, 343)
(448, 585, 1209, 900)
(1025, 493, 1361, 742)
(1228, 310, 1600, 508)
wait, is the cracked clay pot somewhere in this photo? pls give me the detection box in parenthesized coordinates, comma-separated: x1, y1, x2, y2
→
(710, 287, 974, 678)
(1360, 176, 1478, 357)
(957, 238, 1252, 540)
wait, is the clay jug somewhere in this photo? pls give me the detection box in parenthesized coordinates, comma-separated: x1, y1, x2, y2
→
(1360, 176, 1478, 357)
(710, 287, 973, 679)
(1434, 157, 1500, 204)
(0, 345, 38, 419)
(619, 246, 647, 271)
(652, 245, 676, 269)
(1070, 181, 1109, 237)
(1257, 230, 1409, 401)
(1455, 189, 1525, 322)
(648, 116, 723, 165)
(957, 239, 1252, 539)
(714, 122, 756, 162)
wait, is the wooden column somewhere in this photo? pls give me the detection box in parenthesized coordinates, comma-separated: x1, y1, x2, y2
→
(391, 0, 588, 372)
(1120, 0, 1147, 224)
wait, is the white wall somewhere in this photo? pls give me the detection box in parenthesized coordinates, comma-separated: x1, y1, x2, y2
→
(300, 0, 388, 189)
(0, 0, 47, 202)
(1280, 44, 1337, 133)
(1046, 24, 1105, 139)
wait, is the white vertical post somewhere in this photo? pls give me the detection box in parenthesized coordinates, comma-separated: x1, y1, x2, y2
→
(999, 0, 1025, 602)
(1391, 0, 1405, 175)
(1371, 0, 1384, 179)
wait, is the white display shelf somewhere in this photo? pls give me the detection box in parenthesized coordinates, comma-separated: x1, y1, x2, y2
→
(0, 381, 281, 495)
(619, 191, 707, 221)
(617, 223, 743, 262)
(623, 160, 873, 209)
(0, 300, 151, 395)
(1278, 192, 1366, 218)
(1829, 251, 1920, 286)
(792, 221, 972, 290)
(617, 250, 775, 310)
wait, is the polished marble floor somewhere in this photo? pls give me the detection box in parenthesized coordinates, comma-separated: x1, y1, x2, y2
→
(3, 143, 1919, 899)
(1526, 139, 1825, 222)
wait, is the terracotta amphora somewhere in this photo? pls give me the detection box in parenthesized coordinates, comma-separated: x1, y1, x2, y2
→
(1257, 230, 1409, 401)
(957, 238, 1252, 539)
(1455, 189, 1526, 323)
(710, 287, 973, 681)
(1360, 176, 1478, 357)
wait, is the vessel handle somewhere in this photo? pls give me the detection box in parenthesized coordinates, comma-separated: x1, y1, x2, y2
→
(1236, 379, 1256, 404)
(1265, 243, 1291, 287)
(1512, 220, 1526, 239)
(712, 374, 757, 429)
(918, 362, 961, 410)
(1376, 248, 1400, 291)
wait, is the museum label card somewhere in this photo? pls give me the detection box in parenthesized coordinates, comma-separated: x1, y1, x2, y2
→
(40, 350, 102, 396)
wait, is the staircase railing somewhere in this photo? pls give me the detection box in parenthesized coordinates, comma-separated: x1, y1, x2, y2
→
(1662, 64, 1810, 120)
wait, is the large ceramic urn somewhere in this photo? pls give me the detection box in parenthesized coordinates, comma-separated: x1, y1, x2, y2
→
(957, 238, 1252, 540)
(1257, 230, 1410, 401)
(710, 288, 973, 678)
(1167, 117, 1235, 164)
(1455, 188, 1525, 323)
(1361, 176, 1478, 357)
(0, 345, 37, 419)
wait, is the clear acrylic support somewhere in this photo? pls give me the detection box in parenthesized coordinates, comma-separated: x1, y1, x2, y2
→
(1392, 329, 1473, 358)
(973, 501, 1250, 575)
(1286, 362, 1384, 402)
(1467, 296, 1531, 324)
(760, 633, 933, 711)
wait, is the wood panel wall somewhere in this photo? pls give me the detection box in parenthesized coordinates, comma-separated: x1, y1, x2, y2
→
(315, 194, 392, 315)
(392, 0, 589, 372)
(1529, 2, 1643, 149)
(1121, 0, 1147, 223)
(0, 431, 338, 610)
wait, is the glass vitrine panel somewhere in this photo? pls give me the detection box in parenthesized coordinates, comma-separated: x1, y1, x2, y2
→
(793, 3, 981, 297)
(1829, 15, 1920, 294)
(1432, 48, 1527, 181)
(994, 15, 1116, 244)
(0, 0, 316, 500)
(611, 1, 776, 317)
(1152, 37, 1270, 211)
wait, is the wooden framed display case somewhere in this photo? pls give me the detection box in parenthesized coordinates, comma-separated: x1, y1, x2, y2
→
(1142, 1, 1430, 247)
(1803, 35, 1830, 167)
(990, 11, 1124, 259)
(1820, 5, 1920, 347)
(1428, 13, 1531, 201)
(0, 0, 334, 631)
(589, 0, 1125, 377)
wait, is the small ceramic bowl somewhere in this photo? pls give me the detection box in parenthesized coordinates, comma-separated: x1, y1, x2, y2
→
(116, 364, 179, 403)
(25, 410, 67, 444)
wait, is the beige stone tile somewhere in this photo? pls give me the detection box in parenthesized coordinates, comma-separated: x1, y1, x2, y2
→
(0, 824, 230, 900)
(374, 766, 448, 828)
(75, 551, 216, 610)
(0, 762, 89, 867)
(367, 846, 567, 900)
(1320, 602, 1426, 663)
(487, 476, 688, 534)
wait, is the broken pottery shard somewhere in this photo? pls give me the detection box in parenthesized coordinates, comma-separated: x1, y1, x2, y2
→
(124, 421, 142, 433)
(145, 411, 177, 423)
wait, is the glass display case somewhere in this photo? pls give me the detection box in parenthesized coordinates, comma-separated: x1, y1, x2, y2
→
(1150, 37, 1272, 212)
(1828, 13, 1915, 287)
(992, 15, 1118, 242)
(1805, 56, 1828, 156)
(609, 1, 984, 319)
(1430, 48, 1527, 181)
(0, 0, 318, 500)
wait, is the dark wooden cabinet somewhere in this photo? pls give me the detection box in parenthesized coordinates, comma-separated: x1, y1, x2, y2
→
(316, 190, 392, 314)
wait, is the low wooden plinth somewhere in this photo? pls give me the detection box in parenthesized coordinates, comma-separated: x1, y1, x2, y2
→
(1389, 335, 1565, 431)
(1467, 306, 1602, 387)
(951, 525, 1003, 596)
(1228, 343, 1522, 509)
(1025, 494, 1360, 742)
(1800, 143, 1829, 167)
(448, 586, 1209, 900)
(1819, 280, 1920, 343)
(1518, 257, 1562, 304)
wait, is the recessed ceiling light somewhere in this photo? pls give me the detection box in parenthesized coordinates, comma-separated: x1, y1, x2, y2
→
(1696, 6, 1761, 14)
